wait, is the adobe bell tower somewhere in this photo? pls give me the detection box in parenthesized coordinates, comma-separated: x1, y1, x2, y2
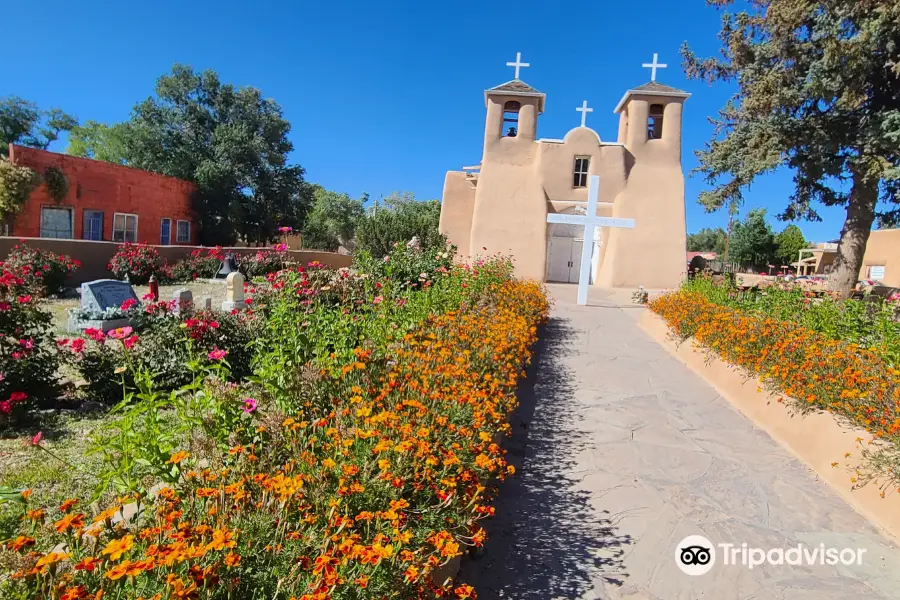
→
(597, 54, 692, 289)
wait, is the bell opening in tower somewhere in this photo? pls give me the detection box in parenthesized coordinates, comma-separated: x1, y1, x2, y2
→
(648, 104, 664, 139)
(502, 100, 520, 137)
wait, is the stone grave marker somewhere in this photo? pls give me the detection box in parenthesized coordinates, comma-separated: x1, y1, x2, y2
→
(68, 279, 140, 332)
(81, 279, 139, 312)
(173, 289, 193, 316)
(222, 272, 248, 311)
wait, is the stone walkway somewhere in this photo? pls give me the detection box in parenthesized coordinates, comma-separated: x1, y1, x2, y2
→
(459, 284, 900, 599)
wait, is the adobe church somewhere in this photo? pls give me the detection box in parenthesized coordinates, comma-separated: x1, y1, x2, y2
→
(438, 53, 690, 289)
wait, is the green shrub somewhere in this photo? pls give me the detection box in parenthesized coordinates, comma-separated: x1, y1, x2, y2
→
(42, 166, 69, 202)
(2, 242, 80, 296)
(0, 263, 62, 419)
(353, 238, 454, 293)
(107, 243, 164, 284)
(67, 303, 260, 404)
(164, 247, 225, 282)
(355, 197, 445, 257)
(0, 158, 40, 221)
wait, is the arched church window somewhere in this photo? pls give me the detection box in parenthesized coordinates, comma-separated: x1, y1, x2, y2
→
(648, 104, 664, 139)
(503, 101, 520, 137)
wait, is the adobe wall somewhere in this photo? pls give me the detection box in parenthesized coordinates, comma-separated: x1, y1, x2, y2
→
(859, 229, 900, 287)
(0, 237, 352, 286)
(8, 145, 197, 245)
(438, 172, 476, 260)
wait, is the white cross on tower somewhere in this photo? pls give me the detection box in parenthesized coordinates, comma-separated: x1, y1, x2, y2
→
(642, 53, 668, 82)
(546, 175, 636, 305)
(576, 100, 593, 128)
(506, 52, 530, 79)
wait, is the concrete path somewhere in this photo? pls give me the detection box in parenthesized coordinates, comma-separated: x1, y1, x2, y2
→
(459, 285, 900, 599)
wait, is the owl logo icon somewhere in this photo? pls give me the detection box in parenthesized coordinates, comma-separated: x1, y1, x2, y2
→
(676, 535, 715, 576)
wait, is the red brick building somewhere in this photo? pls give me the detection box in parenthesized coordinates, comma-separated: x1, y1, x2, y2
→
(6, 144, 198, 245)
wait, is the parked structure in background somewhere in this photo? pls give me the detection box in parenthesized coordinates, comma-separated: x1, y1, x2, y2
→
(794, 242, 839, 276)
(858, 229, 900, 287)
(4, 144, 197, 245)
(789, 230, 900, 287)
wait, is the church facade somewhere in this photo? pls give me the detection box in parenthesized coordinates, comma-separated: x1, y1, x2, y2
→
(438, 56, 690, 289)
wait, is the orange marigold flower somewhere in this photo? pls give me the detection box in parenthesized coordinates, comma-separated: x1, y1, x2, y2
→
(59, 498, 78, 512)
(6, 535, 35, 551)
(102, 535, 134, 561)
(75, 556, 103, 572)
(54, 512, 85, 534)
(167, 451, 190, 465)
(224, 552, 241, 567)
(104, 560, 131, 580)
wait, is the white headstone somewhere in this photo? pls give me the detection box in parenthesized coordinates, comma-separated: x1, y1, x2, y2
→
(546, 175, 636, 305)
(222, 272, 248, 312)
(173, 289, 193, 315)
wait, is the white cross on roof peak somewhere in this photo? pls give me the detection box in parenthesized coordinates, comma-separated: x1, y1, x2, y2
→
(642, 53, 668, 82)
(576, 100, 593, 128)
(506, 52, 530, 79)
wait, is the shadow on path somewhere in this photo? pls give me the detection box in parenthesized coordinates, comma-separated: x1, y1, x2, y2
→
(459, 317, 632, 598)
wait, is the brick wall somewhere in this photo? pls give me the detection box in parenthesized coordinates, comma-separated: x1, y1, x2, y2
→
(7, 144, 198, 245)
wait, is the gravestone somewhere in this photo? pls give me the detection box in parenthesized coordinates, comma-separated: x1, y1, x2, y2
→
(222, 272, 248, 311)
(81, 279, 139, 313)
(68, 279, 140, 332)
(173, 289, 193, 316)
(202, 296, 212, 311)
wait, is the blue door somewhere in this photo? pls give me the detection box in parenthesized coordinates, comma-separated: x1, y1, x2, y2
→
(83, 211, 103, 240)
(160, 218, 171, 245)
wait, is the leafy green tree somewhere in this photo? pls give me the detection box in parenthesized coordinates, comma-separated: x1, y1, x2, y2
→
(356, 193, 444, 258)
(301, 186, 365, 251)
(0, 97, 76, 156)
(683, 0, 900, 296)
(123, 65, 309, 245)
(774, 224, 808, 266)
(687, 227, 727, 253)
(729, 209, 776, 271)
(66, 121, 131, 164)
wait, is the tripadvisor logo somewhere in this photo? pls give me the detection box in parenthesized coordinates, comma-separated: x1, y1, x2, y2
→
(675, 535, 867, 576)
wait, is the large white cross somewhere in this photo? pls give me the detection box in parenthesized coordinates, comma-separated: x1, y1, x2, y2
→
(576, 100, 593, 128)
(546, 175, 635, 305)
(642, 53, 668, 82)
(506, 52, 530, 79)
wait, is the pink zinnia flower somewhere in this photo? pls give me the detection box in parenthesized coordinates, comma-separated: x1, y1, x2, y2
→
(17, 295, 32, 304)
(30, 431, 42, 446)
(120, 298, 138, 311)
(69, 338, 85, 353)
(84, 328, 106, 342)
(0, 302, 10, 312)
(242, 398, 258, 413)
(107, 326, 134, 340)
(208, 348, 227, 361)
(0, 401, 11, 414)
(9, 392, 27, 403)
(373, 296, 384, 305)
(123, 335, 139, 350)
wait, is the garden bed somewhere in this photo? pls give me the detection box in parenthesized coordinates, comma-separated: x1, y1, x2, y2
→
(0, 243, 549, 599)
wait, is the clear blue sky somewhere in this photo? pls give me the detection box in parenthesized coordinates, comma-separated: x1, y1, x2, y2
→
(2, 0, 848, 241)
